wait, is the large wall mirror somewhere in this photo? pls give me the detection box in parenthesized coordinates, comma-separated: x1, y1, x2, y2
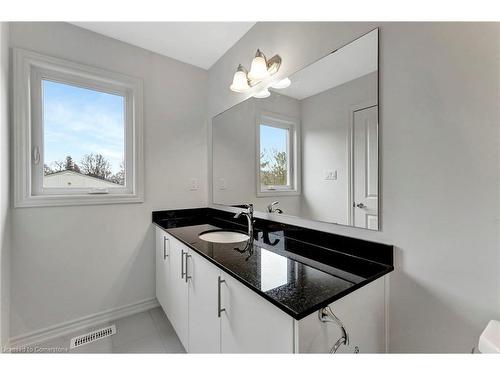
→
(212, 29, 379, 230)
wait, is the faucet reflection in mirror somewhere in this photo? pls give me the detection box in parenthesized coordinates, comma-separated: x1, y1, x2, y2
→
(229, 49, 291, 98)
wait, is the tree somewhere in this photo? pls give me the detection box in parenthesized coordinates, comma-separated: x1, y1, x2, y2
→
(44, 163, 54, 176)
(110, 162, 125, 186)
(80, 153, 112, 181)
(64, 155, 80, 173)
(260, 151, 269, 171)
(260, 148, 288, 186)
(64, 155, 74, 170)
(52, 160, 65, 173)
(44, 156, 81, 175)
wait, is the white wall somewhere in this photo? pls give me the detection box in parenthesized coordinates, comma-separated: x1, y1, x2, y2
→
(208, 22, 500, 353)
(9, 22, 208, 340)
(0, 22, 11, 346)
(300, 72, 377, 224)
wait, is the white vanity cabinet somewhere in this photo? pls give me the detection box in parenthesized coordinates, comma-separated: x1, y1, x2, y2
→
(155, 227, 169, 310)
(219, 270, 294, 353)
(155, 226, 188, 349)
(186, 249, 221, 353)
(168, 234, 189, 349)
(296, 277, 386, 353)
(155, 227, 293, 353)
(154, 226, 387, 354)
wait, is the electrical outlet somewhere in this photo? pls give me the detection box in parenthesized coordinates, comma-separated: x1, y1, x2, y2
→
(219, 178, 227, 190)
(324, 170, 337, 181)
(190, 178, 199, 191)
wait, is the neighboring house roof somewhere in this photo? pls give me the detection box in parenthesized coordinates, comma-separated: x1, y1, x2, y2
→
(44, 170, 121, 188)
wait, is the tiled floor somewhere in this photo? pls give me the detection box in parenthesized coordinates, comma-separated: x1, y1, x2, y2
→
(25, 307, 186, 353)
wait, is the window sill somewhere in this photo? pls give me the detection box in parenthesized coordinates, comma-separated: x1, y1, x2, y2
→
(256, 189, 301, 198)
(14, 193, 144, 208)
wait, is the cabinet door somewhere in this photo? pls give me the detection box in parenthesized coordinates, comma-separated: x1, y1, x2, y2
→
(168, 236, 189, 350)
(297, 276, 386, 353)
(155, 227, 169, 311)
(187, 250, 221, 353)
(220, 271, 295, 353)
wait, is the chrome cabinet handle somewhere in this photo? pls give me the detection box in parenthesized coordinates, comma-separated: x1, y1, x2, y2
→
(185, 254, 192, 282)
(181, 250, 186, 279)
(163, 236, 169, 259)
(356, 203, 366, 209)
(217, 276, 226, 317)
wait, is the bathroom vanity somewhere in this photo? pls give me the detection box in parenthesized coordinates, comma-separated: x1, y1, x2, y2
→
(151, 28, 390, 354)
(152, 208, 393, 353)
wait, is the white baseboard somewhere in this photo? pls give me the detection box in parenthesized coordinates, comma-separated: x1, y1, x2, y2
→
(8, 297, 159, 348)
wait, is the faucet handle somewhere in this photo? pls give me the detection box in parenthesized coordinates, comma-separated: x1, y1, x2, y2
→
(267, 201, 279, 213)
(233, 203, 254, 219)
(232, 203, 253, 210)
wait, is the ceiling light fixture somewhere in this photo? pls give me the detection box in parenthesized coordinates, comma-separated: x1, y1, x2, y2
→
(230, 64, 251, 92)
(252, 88, 271, 99)
(229, 49, 289, 96)
(269, 77, 291, 90)
(248, 49, 271, 81)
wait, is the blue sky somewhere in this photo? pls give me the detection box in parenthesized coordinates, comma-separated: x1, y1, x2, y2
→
(260, 124, 287, 169)
(43, 80, 125, 173)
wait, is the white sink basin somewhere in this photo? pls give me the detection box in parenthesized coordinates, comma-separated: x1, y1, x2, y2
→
(198, 230, 249, 243)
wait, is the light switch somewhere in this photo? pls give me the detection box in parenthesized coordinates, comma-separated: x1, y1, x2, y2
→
(324, 170, 337, 181)
(219, 178, 227, 190)
(190, 178, 199, 191)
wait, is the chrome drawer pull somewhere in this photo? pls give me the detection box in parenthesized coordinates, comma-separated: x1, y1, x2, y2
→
(185, 254, 192, 282)
(217, 276, 226, 317)
(163, 236, 169, 259)
(181, 250, 186, 279)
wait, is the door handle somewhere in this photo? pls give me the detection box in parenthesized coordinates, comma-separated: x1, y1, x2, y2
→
(163, 236, 169, 259)
(356, 203, 366, 209)
(185, 254, 191, 283)
(217, 276, 226, 318)
(181, 250, 186, 279)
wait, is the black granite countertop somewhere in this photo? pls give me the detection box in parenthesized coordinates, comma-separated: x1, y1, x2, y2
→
(153, 208, 393, 320)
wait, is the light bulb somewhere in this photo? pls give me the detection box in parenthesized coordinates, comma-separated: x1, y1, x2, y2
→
(230, 65, 250, 92)
(269, 77, 291, 89)
(248, 50, 270, 81)
(253, 88, 270, 99)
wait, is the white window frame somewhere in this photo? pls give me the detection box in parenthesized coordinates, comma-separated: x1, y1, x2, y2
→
(13, 48, 144, 207)
(256, 111, 301, 197)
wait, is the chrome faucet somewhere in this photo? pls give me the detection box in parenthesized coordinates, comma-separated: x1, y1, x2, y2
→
(267, 201, 283, 214)
(234, 204, 254, 240)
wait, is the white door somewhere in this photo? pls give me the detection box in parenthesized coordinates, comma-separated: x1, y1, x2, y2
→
(220, 271, 294, 353)
(187, 250, 221, 353)
(353, 105, 379, 230)
(155, 227, 170, 311)
(168, 237, 189, 350)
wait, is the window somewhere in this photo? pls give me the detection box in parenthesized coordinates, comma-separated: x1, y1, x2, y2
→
(13, 48, 143, 207)
(256, 113, 299, 196)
